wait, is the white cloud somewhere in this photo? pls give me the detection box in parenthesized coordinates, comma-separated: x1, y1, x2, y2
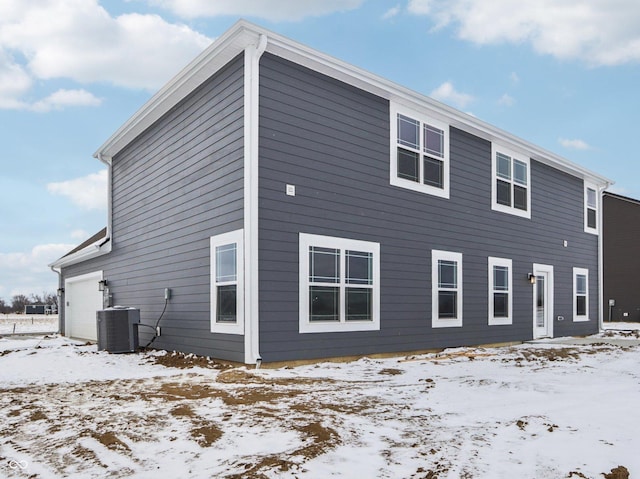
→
(0, 0, 212, 105)
(559, 138, 591, 150)
(148, 0, 364, 21)
(31, 89, 102, 112)
(509, 72, 520, 84)
(498, 93, 515, 106)
(383, 5, 402, 20)
(0, 243, 75, 300)
(407, 0, 640, 66)
(430, 81, 473, 109)
(47, 169, 108, 211)
(70, 230, 90, 241)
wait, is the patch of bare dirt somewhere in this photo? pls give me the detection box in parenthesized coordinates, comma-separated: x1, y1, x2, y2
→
(147, 350, 233, 369)
(191, 422, 223, 447)
(603, 466, 630, 479)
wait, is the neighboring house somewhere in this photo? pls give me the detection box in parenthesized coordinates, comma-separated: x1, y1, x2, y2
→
(25, 304, 46, 315)
(50, 21, 612, 364)
(602, 191, 640, 322)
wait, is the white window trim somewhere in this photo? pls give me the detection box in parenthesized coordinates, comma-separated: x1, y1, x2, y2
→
(584, 182, 599, 235)
(488, 257, 513, 326)
(432, 250, 463, 328)
(390, 102, 450, 199)
(573, 267, 590, 322)
(491, 143, 531, 219)
(299, 233, 380, 334)
(210, 229, 244, 335)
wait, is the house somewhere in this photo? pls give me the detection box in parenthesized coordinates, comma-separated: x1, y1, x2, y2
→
(50, 20, 612, 364)
(602, 191, 640, 322)
(25, 304, 46, 315)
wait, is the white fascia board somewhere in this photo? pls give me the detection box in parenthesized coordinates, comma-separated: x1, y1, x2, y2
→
(49, 241, 111, 269)
(94, 19, 613, 189)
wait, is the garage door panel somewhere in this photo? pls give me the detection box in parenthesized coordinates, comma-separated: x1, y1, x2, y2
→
(65, 272, 103, 341)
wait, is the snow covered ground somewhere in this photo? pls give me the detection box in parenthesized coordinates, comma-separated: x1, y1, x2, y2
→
(1, 327, 639, 478)
(0, 314, 58, 335)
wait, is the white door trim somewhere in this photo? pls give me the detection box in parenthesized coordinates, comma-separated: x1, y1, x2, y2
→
(532, 263, 554, 339)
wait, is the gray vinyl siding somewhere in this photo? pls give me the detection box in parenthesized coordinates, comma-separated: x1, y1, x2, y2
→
(257, 53, 599, 362)
(63, 53, 245, 362)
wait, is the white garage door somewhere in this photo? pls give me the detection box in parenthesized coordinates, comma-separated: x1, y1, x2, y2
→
(65, 271, 103, 341)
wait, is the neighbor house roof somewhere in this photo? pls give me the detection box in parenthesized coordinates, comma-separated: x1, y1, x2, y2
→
(94, 19, 612, 187)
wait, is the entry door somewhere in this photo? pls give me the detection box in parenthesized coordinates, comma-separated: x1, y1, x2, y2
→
(533, 264, 554, 339)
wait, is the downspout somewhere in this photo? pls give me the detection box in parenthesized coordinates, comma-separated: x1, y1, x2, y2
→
(96, 153, 113, 248)
(244, 33, 268, 366)
(49, 265, 63, 334)
(597, 183, 609, 332)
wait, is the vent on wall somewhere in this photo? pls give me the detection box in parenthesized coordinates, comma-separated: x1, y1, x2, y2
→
(96, 307, 140, 353)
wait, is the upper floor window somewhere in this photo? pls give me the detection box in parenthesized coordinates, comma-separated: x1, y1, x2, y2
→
(584, 184, 598, 234)
(390, 103, 450, 199)
(299, 233, 380, 333)
(432, 250, 463, 328)
(491, 144, 531, 219)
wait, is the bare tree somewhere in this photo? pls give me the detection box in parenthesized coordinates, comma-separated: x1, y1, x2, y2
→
(11, 294, 29, 313)
(0, 299, 9, 314)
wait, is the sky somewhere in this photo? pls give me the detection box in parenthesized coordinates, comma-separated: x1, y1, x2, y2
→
(1, 0, 639, 302)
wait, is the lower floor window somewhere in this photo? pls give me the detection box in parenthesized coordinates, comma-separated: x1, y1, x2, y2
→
(573, 267, 589, 321)
(210, 230, 244, 334)
(432, 250, 463, 328)
(488, 257, 512, 325)
(300, 233, 380, 333)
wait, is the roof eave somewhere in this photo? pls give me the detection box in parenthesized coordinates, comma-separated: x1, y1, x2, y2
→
(94, 19, 613, 187)
(49, 240, 112, 269)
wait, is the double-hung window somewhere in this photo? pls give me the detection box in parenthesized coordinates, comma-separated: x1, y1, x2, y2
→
(491, 144, 531, 219)
(391, 103, 450, 199)
(299, 233, 380, 333)
(584, 184, 598, 234)
(488, 257, 512, 325)
(573, 267, 589, 321)
(432, 250, 463, 328)
(210, 230, 244, 334)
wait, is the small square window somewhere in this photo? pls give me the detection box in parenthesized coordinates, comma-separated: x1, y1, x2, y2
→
(493, 293, 509, 318)
(424, 124, 444, 158)
(438, 260, 457, 288)
(497, 180, 511, 206)
(398, 114, 419, 150)
(497, 153, 511, 180)
(424, 157, 444, 188)
(346, 251, 372, 285)
(309, 247, 339, 283)
(346, 288, 372, 321)
(216, 285, 237, 322)
(309, 286, 340, 322)
(397, 148, 419, 182)
(438, 291, 458, 319)
(514, 185, 527, 211)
